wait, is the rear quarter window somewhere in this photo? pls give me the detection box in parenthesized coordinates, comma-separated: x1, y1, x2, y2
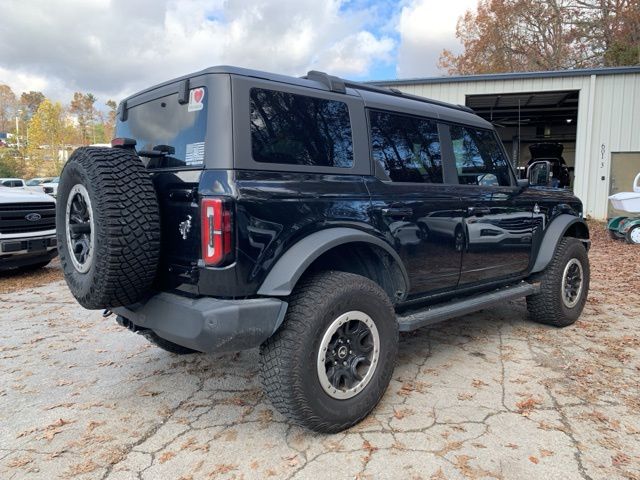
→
(249, 88, 353, 168)
(116, 89, 208, 169)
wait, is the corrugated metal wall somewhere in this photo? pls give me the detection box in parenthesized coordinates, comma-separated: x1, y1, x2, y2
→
(387, 73, 640, 219)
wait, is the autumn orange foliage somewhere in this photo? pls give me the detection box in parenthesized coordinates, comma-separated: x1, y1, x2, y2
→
(439, 0, 640, 75)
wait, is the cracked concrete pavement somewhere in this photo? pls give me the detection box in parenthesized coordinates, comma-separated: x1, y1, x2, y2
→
(1, 227, 639, 480)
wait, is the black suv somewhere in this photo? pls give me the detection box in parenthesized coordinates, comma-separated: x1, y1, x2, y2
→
(56, 66, 590, 433)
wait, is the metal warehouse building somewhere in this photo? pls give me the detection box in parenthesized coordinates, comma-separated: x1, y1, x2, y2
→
(372, 67, 640, 220)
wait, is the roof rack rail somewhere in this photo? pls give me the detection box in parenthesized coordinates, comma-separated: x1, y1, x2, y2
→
(303, 70, 474, 114)
(304, 71, 346, 94)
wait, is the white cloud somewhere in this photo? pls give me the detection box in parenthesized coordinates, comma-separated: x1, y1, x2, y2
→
(315, 31, 395, 75)
(396, 0, 478, 78)
(0, 0, 394, 104)
(0, 67, 49, 95)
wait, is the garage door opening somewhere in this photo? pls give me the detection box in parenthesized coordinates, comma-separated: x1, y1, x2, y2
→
(466, 90, 579, 190)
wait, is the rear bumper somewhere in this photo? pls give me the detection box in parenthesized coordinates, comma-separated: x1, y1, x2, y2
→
(113, 293, 288, 353)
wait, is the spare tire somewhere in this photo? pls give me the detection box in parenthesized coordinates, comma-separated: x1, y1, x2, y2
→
(56, 147, 161, 309)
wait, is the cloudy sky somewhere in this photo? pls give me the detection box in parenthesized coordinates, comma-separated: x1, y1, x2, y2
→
(0, 0, 478, 107)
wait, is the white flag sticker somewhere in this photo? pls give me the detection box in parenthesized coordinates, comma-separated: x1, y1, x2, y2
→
(185, 142, 205, 165)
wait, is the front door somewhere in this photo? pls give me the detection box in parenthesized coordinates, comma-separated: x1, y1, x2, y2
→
(447, 124, 534, 286)
(366, 110, 463, 297)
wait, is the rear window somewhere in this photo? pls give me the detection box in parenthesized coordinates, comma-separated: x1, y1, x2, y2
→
(249, 88, 353, 168)
(116, 89, 208, 169)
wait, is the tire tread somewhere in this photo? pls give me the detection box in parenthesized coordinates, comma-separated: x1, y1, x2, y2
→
(57, 147, 160, 309)
(526, 237, 589, 327)
(259, 271, 398, 433)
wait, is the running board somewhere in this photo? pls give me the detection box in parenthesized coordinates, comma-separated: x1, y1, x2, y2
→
(396, 281, 540, 332)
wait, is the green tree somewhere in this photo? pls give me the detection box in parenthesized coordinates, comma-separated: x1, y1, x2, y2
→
(576, 0, 640, 66)
(105, 99, 117, 140)
(26, 99, 70, 177)
(0, 150, 24, 177)
(69, 92, 97, 144)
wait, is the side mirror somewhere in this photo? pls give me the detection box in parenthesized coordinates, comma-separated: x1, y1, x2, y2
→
(528, 161, 552, 186)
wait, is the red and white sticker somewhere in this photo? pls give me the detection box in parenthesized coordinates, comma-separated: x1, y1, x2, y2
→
(188, 87, 205, 112)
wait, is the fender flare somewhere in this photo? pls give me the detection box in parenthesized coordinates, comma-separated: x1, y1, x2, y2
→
(257, 227, 410, 297)
(531, 214, 589, 273)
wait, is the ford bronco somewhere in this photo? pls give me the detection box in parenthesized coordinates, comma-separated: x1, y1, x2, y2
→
(56, 66, 590, 432)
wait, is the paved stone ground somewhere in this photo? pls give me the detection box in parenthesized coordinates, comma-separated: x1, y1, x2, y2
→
(1, 226, 639, 480)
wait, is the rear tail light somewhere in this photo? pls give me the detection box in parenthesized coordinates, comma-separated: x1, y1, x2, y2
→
(201, 197, 234, 266)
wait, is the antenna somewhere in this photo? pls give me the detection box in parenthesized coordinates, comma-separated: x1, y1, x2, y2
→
(518, 99, 521, 168)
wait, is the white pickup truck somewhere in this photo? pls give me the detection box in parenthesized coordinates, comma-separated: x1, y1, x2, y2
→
(0, 186, 58, 270)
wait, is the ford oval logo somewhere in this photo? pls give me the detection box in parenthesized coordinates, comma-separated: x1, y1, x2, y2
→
(25, 213, 42, 222)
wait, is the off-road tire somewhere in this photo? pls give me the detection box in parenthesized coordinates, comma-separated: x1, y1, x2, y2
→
(140, 330, 199, 355)
(56, 147, 160, 309)
(526, 237, 589, 327)
(259, 271, 398, 433)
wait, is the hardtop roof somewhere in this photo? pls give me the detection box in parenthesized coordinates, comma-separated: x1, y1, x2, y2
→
(120, 66, 487, 127)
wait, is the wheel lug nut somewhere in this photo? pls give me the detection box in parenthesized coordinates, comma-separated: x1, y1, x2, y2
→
(343, 361, 347, 366)
(349, 350, 353, 354)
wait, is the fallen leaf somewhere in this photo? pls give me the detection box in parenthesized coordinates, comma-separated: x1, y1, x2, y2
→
(458, 392, 474, 401)
(516, 397, 542, 415)
(158, 451, 176, 464)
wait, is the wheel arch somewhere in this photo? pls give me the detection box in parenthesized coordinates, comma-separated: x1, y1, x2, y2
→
(257, 227, 409, 303)
(531, 214, 590, 274)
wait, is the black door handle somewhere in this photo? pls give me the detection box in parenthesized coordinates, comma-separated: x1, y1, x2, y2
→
(467, 206, 491, 216)
(382, 207, 413, 217)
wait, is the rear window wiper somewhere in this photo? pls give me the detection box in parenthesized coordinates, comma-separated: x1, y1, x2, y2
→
(138, 144, 176, 158)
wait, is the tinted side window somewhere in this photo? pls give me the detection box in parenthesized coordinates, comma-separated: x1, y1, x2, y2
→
(450, 126, 511, 186)
(369, 110, 442, 183)
(250, 88, 353, 168)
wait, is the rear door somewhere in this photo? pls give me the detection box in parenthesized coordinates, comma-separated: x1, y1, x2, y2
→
(447, 125, 534, 286)
(365, 110, 464, 297)
(114, 76, 216, 289)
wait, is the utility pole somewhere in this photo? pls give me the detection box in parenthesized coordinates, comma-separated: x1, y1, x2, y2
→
(15, 112, 20, 149)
